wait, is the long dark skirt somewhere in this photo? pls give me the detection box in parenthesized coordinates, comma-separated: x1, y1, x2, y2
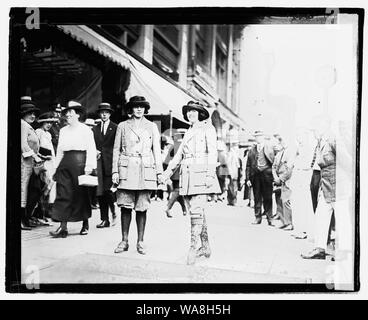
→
(51, 151, 91, 222)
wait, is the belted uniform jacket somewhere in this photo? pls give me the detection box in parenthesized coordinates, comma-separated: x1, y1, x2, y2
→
(166, 120, 221, 196)
(112, 117, 163, 190)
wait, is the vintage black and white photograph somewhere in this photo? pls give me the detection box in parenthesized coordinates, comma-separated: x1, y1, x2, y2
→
(5, 4, 364, 294)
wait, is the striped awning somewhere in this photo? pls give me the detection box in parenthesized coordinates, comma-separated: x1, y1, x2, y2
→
(57, 25, 130, 70)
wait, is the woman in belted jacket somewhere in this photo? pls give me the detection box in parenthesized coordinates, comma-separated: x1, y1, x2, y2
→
(162, 101, 221, 265)
(112, 96, 163, 255)
(21, 96, 42, 230)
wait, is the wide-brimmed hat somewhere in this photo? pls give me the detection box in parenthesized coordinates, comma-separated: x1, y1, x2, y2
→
(174, 128, 187, 135)
(253, 130, 265, 137)
(125, 96, 150, 113)
(85, 118, 96, 127)
(37, 112, 58, 123)
(20, 96, 40, 116)
(49, 102, 63, 113)
(61, 100, 85, 115)
(182, 101, 209, 122)
(97, 102, 114, 113)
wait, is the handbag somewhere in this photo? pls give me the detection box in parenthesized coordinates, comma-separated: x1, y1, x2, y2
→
(78, 174, 98, 187)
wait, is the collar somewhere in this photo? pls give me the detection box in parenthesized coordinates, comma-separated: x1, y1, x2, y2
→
(21, 119, 34, 130)
(102, 119, 110, 126)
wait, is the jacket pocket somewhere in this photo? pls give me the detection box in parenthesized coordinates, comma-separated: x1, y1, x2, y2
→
(189, 164, 207, 187)
(118, 158, 129, 180)
(144, 165, 157, 181)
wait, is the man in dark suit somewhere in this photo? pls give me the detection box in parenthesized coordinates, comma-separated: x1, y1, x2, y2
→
(246, 130, 277, 225)
(93, 103, 118, 228)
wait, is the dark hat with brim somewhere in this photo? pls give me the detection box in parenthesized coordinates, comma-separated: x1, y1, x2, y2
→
(62, 100, 85, 115)
(20, 96, 40, 116)
(126, 96, 150, 113)
(50, 103, 63, 113)
(182, 101, 209, 122)
(253, 130, 264, 137)
(97, 102, 114, 113)
(37, 112, 58, 123)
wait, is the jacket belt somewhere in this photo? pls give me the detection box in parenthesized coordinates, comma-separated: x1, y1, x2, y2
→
(183, 153, 207, 159)
(122, 152, 150, 157)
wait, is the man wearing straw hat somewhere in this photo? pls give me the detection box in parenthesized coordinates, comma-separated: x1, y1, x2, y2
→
(246, 130, 277, 226)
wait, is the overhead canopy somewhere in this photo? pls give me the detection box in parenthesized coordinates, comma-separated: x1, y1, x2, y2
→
(126, 55, 193, 123)
(57, 25, 130, 70)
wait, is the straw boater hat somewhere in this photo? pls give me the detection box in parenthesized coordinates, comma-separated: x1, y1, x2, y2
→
(37, 112, 58, 123)
(125, 96, 150, 114)
(182, 101, 209, 122)
(50, 103, 63, 113)
(62, 100, 85, 115)
(85, 118, 97, 127)
(253, 130, 264, 137)
(20, 96, 40, 116)
(97, 102, 114, 113)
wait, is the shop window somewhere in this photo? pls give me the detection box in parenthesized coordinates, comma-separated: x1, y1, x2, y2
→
(99, 24, 141, 51)
(216, 44, 227, 102)
(195, 25, 211, 71)
(153, 25, 180, 81)
(217, 25, 229, 47)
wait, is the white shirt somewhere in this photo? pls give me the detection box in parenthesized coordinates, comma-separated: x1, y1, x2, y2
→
(55, 122, 97, 172)
(101, 119, 110, 135)
(35, 129, 55, 157)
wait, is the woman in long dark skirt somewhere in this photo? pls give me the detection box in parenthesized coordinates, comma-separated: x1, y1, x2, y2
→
(49, 101, 97, 238)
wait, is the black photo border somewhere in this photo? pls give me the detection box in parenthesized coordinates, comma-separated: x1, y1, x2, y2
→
(6, 6, 364, 294)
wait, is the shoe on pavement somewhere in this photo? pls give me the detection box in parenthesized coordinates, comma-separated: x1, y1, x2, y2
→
(301, 248, 326, 260)
(252, 218, 262, 225)
(293, 232, 307, 239)
(283, 224, 294, 231)
(21, 222, 32, 231)
(49, 227, 68, 238)
(114, 240, 129, 253)
(137, 241, 146, 255)
(79, 227, 89, 235)
(96, 220, 110, 228)
(165, 209, 173, 218)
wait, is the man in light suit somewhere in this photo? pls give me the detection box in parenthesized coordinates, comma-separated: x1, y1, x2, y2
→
(93, 103, 118, 228)
(246, 130, 277, 225)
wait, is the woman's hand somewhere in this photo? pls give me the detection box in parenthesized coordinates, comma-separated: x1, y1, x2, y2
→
(112, 173, 119, 185)
(33, 154, 42, 163)
(205, 175, 215, 188)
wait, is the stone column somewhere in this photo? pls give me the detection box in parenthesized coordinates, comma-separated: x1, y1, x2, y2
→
(226, 25, 234, 109)
(178, 25, 189, 88)
(133, 25, 154, 64)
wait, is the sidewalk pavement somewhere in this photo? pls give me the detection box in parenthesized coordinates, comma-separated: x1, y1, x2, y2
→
(21, 197, 333, 285)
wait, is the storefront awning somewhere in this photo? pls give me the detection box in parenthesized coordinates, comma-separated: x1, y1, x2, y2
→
(126, 55, 192, 123)
(58, 25, 130, 70)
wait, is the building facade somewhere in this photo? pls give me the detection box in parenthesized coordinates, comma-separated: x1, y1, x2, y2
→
(19, 23, 247, 142)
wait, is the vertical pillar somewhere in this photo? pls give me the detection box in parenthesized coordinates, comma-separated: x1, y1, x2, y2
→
(210, 25, 217, 79)
(178, 25, 189, 88)
(134, 25, 154, 64)
(226, 25, 234, 109)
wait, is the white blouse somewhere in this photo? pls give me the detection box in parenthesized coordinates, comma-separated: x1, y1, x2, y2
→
(55, 122, 97, 172)
(35, 129, 55, 157)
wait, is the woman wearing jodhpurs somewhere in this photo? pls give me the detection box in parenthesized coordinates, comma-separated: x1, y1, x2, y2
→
(162, 101, 221, 265)
(49, 101, 97, 238)
(112, 96, 163, 255)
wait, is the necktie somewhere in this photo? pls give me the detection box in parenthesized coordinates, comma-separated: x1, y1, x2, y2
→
(311, 139, 321, 168)
(101, 122, 105, 135)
